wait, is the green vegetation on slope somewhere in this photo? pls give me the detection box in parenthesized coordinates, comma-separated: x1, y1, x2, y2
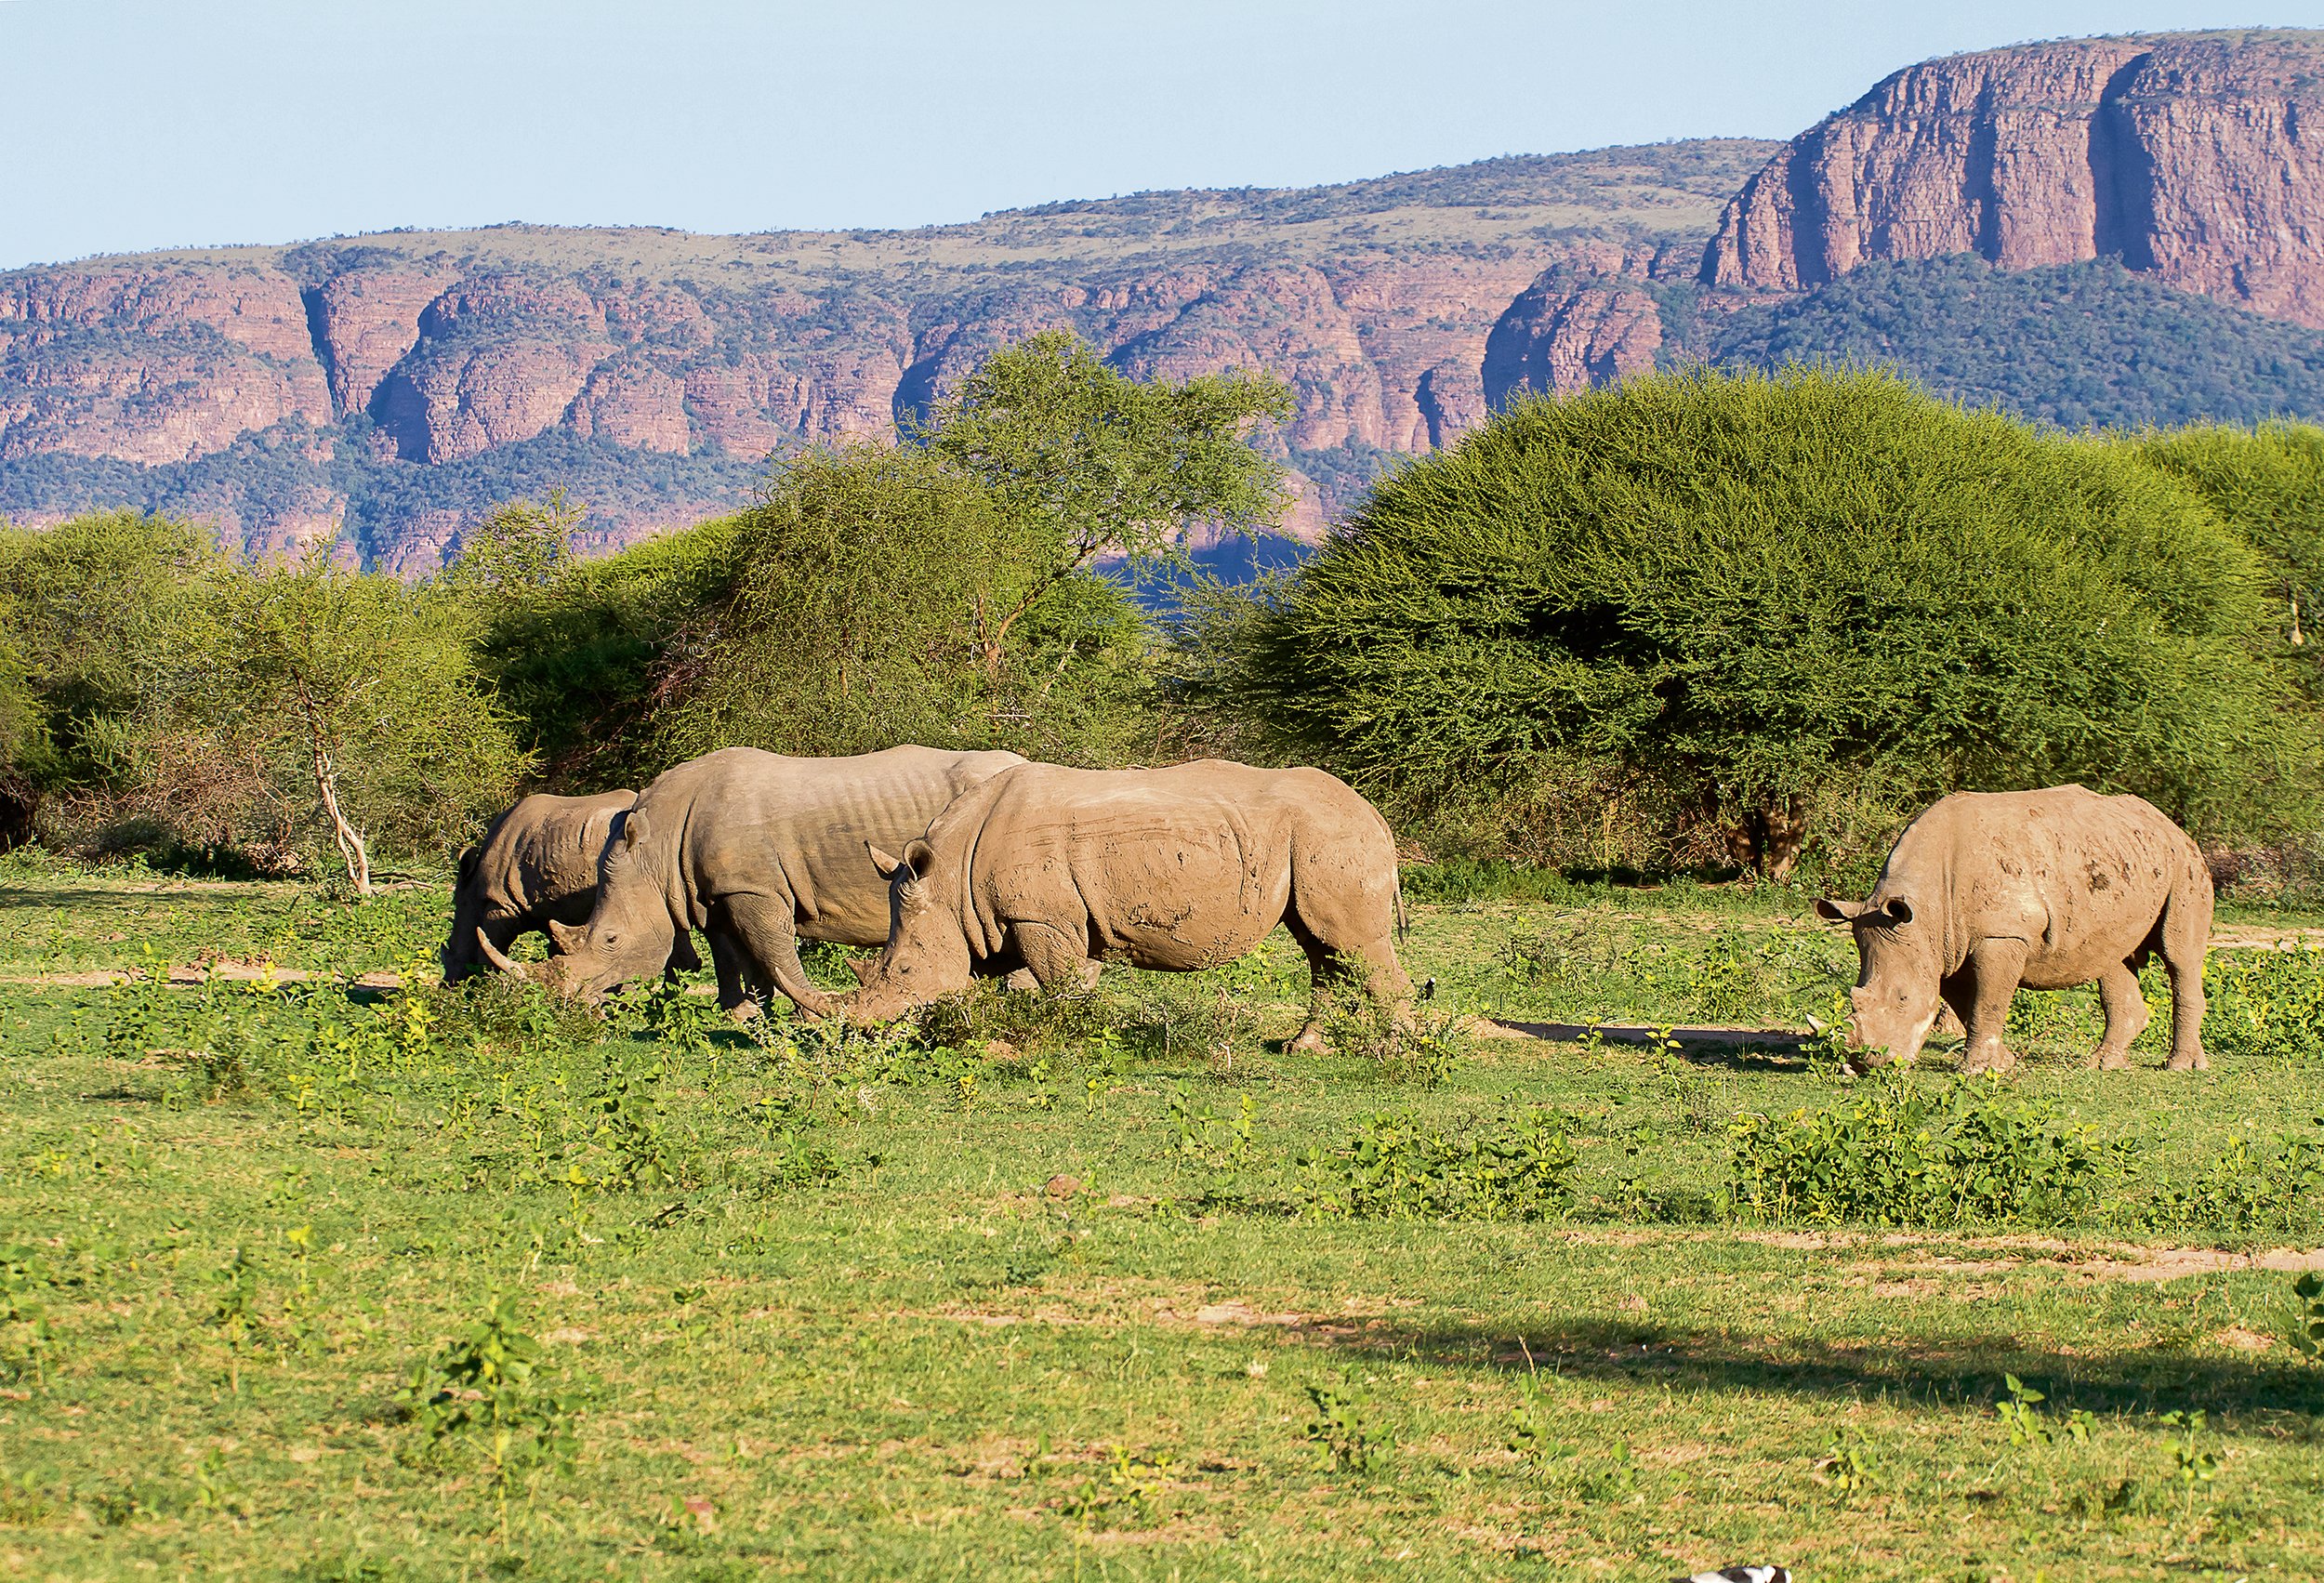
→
(1689, 255, 2324, 429)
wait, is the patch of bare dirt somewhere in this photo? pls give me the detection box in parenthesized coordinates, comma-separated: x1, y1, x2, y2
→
(2064, 1247, 2324, 1282)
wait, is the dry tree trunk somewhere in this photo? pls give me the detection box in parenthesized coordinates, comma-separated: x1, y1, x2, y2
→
(1758, 797, 1809, 882)
(296, 679, 370, 895)
(1710, 792, 1811, 881)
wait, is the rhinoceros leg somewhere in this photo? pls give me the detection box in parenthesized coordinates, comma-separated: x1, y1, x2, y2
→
(2092, 961, 2148, 1070)
(723, 893, 838, 1020)
(705, 928, 756, 1017)
(1959, 938, 2027, 1075)
(2159, 877, 2212, 1072)
(1009, 922, 1101, 995)
(1284, 914, 1415, 1055)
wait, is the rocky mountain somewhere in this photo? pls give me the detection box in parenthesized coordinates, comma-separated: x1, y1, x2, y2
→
(8, 28, 2324, 570)
(0, 144, 1768, 571)
(1699, 30, 2324, 323)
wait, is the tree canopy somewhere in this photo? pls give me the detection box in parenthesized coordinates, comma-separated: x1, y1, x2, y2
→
(1206, 366, 2310, 873)
(915, 330, 1293, 674)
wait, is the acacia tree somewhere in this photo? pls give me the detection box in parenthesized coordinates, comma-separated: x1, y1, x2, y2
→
(2130, 422, 2324, 679)
(916, 330, 1293, 676)
(148, 553, 530, 891)
(641, 333, 1293, 770)
(1212, 366, 2310, 876)
(442, 489, 583, 597)
(0, 511, 211, 849)
(646, 442, 1154, 768)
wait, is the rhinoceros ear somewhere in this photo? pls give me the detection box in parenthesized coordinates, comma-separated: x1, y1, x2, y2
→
(1813, 898, 1863, 924)
(1881, 896, 1915, 926)
(621, 810, 647, 849)
(865, 842, 906, 881)
(904, 838, 937, 880)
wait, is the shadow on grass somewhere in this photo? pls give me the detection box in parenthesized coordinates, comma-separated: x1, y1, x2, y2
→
(0, 886, 139, 912)
(1290, 1313, 2324, 1428)
(1487, 1020, 1813, 1073)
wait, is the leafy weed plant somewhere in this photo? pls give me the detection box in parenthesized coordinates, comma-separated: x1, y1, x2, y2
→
(1305, 1106, 1577, 1220)
(1731, 1074, 2121, 1227)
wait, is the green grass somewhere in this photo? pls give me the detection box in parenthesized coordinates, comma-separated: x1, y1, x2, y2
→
(3, 868, 2321, 1581)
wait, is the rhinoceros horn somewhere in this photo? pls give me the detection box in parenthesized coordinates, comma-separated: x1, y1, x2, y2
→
(546, 918, 584, 954)
(475, 927, 533, 980)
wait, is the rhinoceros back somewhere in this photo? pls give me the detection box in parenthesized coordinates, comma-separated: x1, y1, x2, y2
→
(638, 745, 1024, 941)
(1880, 785, 2199, 972)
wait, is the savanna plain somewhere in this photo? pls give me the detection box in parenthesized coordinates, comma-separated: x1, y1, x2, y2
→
(4, 858, 2322, 1583)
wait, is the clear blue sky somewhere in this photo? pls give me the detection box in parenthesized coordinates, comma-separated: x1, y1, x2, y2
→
(3, 0, 2319, 270)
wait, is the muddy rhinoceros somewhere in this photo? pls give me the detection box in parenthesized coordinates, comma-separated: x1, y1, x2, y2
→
(443, 791, 703, 983)
(843, 759, 1414, 1049)
(1814, 785, 2212, 1074)
(481, 745, 1025, 1017)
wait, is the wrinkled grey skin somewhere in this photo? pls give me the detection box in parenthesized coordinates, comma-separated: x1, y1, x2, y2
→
(534, 745, 1024, 1016)
(1816, 785, 2212, 1074)
(443, 791, 699, 983)
(846, 759, 1414, 1049)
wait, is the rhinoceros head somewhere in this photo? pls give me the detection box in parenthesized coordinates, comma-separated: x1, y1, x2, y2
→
(845, 838, 973, 1026)
(1813, 893, 1942, 1066)
(536, 809, 679, 1003)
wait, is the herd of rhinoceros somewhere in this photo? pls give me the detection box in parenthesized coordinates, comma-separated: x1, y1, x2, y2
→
(441, 746, 2216, 1074)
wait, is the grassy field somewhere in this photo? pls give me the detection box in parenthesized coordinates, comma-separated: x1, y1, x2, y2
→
(4, 858, 2322, 1582)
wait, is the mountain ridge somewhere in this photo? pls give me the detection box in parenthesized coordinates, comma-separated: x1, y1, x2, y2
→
(0, 141, 1771, 569)
(11, 28, 2324, 569)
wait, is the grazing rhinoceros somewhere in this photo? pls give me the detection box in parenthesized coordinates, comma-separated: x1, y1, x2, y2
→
(843, 759, 1414, 1049)
(443, 791, 701, 983)
(481, 745, 1024, 1017)
(1814, 785, 2212, 1074)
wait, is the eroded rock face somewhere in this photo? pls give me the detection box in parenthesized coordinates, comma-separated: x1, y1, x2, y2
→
(0, 265, 331, 464)
(1701, 30, 2324, 326)
(0, 247, 1573, 558)
(1483, 274, 1665, 408)
(14, 30, 2324, 567)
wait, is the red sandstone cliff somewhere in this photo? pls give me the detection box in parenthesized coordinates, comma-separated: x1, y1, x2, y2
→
(0, 142, 1773, 562)
(12, 29, 2324, 568)
(1701, 30, 2324, 326)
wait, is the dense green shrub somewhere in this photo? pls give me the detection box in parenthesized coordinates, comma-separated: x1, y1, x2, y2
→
(2128, 422, 2324, 692)
(643, 442, 1157, 768)
(0, 518, 527, 881)
(2204, 943, 2324, 1063)
(1204, 367, 2309, 873)
(463, 513, 747, 784)
(0, 511, 210, 840)
(1303, 1107, 1578, 1220)
(1730, 1076, 2119, 1228)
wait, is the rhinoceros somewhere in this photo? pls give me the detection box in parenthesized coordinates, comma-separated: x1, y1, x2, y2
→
(482, 745, 1025, 1017)
(843, 759, 1414, 1049)
(443, 791, 704, 983)
(1814, 785, 2212, 1073)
